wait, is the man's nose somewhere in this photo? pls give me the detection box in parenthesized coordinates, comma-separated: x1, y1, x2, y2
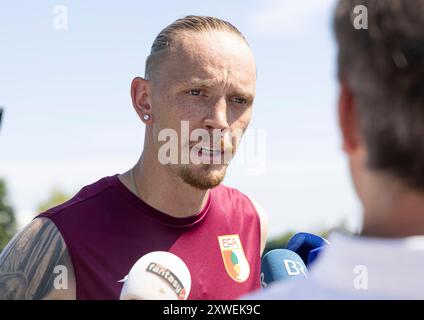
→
(204, 97, 230, 131)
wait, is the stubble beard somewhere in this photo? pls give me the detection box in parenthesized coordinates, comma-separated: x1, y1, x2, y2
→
(176, 163, 228, 190)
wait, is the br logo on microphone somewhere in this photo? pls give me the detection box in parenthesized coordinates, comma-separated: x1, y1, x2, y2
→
(218, 234, 250, 283)
(284, 259, 308, 277)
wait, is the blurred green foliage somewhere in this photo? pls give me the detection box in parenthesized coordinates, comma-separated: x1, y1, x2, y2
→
(37, 187, 71, 213)
(263, 220, 350, 255)
(0, 179, 17, 252)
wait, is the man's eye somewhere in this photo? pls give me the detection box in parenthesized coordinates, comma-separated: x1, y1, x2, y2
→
(232, 97, 247, 105)
(187, 89, 202, 96)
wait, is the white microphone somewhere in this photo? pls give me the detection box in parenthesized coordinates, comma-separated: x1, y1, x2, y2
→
(119, 251, 191, 300)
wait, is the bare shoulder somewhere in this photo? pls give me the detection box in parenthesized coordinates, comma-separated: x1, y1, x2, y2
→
(247, 197, 269, 257)
(0, 217, 76, 300)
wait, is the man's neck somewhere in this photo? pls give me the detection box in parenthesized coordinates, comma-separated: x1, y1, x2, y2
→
(361, 180, 424, 238)
(119, 154, 210, 219)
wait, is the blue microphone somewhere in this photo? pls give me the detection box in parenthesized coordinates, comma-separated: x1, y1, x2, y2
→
(307, 246, 325, 265)
(260, 249, 308, 288)
(286, 232, 330, 266)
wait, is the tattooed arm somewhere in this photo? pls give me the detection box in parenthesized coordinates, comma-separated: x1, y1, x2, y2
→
(0, 217, 76, 300)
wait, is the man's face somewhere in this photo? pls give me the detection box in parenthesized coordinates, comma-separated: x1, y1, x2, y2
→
(148, 31, 256, 190)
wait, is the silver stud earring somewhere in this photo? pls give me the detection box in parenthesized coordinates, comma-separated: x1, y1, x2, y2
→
(143, 114, 150, 121)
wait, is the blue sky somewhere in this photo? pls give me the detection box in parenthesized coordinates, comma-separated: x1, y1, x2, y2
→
(0, 0, 362, 238)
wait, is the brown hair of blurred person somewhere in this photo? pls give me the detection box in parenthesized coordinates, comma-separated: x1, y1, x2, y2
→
(334, 0, 424, 237)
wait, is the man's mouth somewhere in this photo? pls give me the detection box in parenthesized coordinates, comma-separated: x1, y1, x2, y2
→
(198, 146, 222, 157)
(190, 145, 232, 164)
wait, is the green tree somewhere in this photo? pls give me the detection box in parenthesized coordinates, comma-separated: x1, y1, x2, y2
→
(0, 179, 17, 252)
(37, 188, 71, 213)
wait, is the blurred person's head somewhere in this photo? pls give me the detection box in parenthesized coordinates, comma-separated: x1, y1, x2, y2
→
(130, 16, 256, 190)
(334, 0, 424, 236)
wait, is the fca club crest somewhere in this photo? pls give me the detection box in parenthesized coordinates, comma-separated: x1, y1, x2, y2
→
(218, 234, 250, 283)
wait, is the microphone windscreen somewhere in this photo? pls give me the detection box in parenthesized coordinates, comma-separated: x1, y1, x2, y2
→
(261, 249, 308, 288)
(286, 232, 330, 265)
(119, 251, 191, 300)
(307, 246, 326, 266)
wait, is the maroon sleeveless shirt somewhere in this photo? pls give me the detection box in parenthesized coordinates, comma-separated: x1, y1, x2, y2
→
(38, 175, 261, 299)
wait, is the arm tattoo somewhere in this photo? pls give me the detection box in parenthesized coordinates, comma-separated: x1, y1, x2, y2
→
(0, 218, 75, 300)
